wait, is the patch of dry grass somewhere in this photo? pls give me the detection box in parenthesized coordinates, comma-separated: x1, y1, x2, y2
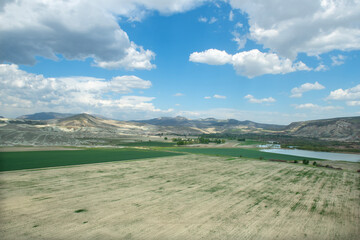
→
(0, 155, 359, 239)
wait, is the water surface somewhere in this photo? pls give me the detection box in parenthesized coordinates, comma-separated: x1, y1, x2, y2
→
(261, 149, 360, 162)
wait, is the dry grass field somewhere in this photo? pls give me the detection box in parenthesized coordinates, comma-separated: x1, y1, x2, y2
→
(0, 154, 359, 239)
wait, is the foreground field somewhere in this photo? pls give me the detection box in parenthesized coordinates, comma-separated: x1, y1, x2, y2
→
(0, 154, 359, 239)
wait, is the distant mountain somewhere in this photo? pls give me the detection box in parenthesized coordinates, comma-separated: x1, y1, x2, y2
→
(135, 116, 286, 131)
(1, 113, 359, 146)
(56, 113, 116, 128)
(135, 116, 194, 127)
(0, 116, 4, 118)
(17, 112, 75, 120)
(286, 116, 360, 141)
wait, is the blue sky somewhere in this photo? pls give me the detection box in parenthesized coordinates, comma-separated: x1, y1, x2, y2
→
(0, 0, 359, 124)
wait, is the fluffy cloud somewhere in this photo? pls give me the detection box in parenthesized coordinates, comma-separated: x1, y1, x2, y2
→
(314, 63, 328, 72)
(229, 11, 234, 21)
(190, 49, 232, 65)
(190, 49, 310, 78)
(174, 93, 184, 97)
(198, 17, 208, 22)
(290, 81, 325, 98)
(0, 64, 170, 118)
(104, 0, 207, 18)
(244, 94, 275, 104)
(203, 95, 226, 99)
(232, 31, 247, 50)
(0, 0, 207, 69)
(326, 84, 360, 106)
(208, 17, 218, 24)
(198, 16, 217, 24)
(327, 84, 360, 100)
(94, 43, 156, 70)
(331, 55, 346, 66)
(229, 0, 360, 59)
(346, 101, 360, 106)
(213, 94, 226, 99)
(294, 103, 342, 111)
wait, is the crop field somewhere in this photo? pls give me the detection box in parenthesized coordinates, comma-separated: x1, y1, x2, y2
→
(168, 147, 322, 161)
(236, 139, 266, 145)
(0, 154, 359, 239)
(0, 148, 182, 171)
(117, 141, 176, 147)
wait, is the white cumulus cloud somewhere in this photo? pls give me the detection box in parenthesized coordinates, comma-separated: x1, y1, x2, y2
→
(229, 10, 234, 21)
(198, 17, 208, 22)
(213, 94, 226, 99)
(314, 63, 328, 72)
(228, 0, 360, 59)
(0, 64, 170, 118)
(232, 31, 247, 50)
(190, 49, 310, 78)
(189, 49, 232, 65)
(346, 101, 360, 106)
(244, 94, 275, 104)
(0, 0, 208, 70)
(294, 103, 342, 111)
(209, 17, 218, 24)
(326, 84, 360, 106)
(331, 54, 346, 66)
(327, 84, 360, 100)
(290, 82, 325, 98)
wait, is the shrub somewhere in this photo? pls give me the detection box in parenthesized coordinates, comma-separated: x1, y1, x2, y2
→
(74, 209, 87, 213)
(294, 160, 298, 163)
(313, 161, 317, 166)
(302, 159, 309, 165)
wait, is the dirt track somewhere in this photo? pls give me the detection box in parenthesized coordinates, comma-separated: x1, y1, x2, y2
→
(0, 155, 359, 239)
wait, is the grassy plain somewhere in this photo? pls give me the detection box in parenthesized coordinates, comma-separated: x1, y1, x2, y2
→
(117, 141, 176, 147)
(0, 148, 182, 171)
(0, 154, 359, 239)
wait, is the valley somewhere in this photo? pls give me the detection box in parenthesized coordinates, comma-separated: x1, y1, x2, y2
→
(0, 112, 359, 239)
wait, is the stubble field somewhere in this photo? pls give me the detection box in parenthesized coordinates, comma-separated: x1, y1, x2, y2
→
(0, 154, 359, 239)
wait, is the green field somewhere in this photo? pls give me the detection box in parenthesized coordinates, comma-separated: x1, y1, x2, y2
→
(0, 148, 183, 171)
(235, 139, 266, 145)
(117, 141, 175, 147)
(168, 147, 322, 161)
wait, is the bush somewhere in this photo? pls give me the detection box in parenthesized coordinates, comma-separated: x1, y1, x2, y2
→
(302, 159, 309, 165)
(294, 160, 298, 163)
(313, 161, 317, 166)
(164, 137, 168, 140)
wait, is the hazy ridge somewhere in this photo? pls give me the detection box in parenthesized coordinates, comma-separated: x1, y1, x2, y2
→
(0, 112, 359, 146)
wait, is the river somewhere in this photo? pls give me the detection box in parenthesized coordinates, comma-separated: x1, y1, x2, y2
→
(260, 149, 360, 162)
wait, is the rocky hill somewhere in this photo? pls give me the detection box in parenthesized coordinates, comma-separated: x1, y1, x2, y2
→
(0, 113, 359, 146)
(135, 117, 286, 131)
(285, 117, 360, 141)
(17, 112, 74, 120)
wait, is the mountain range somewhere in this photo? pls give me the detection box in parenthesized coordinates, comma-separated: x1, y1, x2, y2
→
(0, 112, 359, 146)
